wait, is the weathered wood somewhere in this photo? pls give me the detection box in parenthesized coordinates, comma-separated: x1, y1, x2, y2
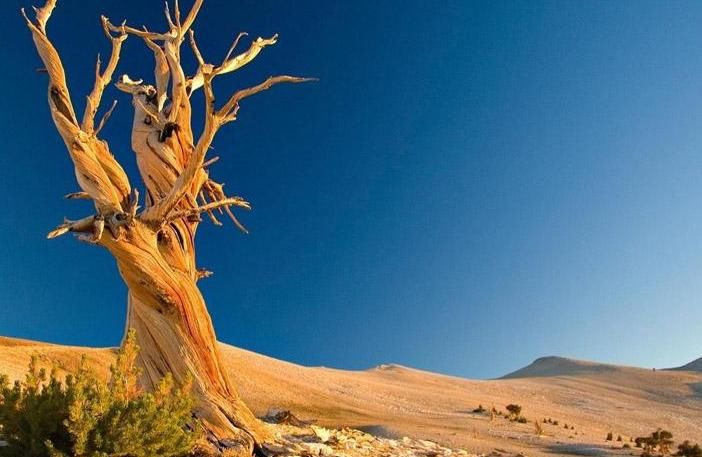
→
(24, 1, 313, 454)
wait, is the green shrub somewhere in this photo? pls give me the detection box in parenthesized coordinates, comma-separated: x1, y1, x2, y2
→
(0, 359, 71, 456)
(0, 330, 200, 457)
(676, 441, 702, 457)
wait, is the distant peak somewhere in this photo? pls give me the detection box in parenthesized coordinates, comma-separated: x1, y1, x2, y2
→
(532, 355, 568, 363)
(668, 356, 702, 372)
(501, 355, 618, 379)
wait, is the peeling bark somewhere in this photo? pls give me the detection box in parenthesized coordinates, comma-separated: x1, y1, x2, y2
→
(24, 1, 314, 454)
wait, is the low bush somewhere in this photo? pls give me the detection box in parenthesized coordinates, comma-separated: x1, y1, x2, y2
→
(505, 404, 522, 420)
(635, 429, 674, 457)
(0, 330, 200, 457)
(676, 441, 702, 457)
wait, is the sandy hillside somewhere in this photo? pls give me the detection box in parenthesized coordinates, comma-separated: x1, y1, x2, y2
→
(1, 336, 700, 457)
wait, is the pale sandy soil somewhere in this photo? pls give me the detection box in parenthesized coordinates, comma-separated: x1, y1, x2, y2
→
(1, 336, 700, 457)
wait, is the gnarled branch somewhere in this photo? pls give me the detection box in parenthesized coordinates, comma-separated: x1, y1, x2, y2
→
(188, 34, 278, 93)
(144, 30, 314, 224)
(167, 196, 250, 223)
(218, 75, 316, 123)
(23, 0, 132, 215)
(82, 17, 127, 134)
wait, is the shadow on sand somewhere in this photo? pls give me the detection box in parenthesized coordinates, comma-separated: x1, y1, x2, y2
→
(545, 443, 613, 456)
(354, 425, 402, 439)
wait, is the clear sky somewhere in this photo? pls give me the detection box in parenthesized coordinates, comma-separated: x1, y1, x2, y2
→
(0, 0, 701, 379)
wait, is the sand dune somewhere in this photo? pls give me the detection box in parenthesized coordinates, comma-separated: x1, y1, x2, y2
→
(1, 336, 700, 457)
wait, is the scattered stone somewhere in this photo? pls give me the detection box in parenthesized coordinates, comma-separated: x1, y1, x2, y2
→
(260, 422, 479, 457)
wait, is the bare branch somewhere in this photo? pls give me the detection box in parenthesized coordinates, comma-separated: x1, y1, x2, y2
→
(47, 215, 95, 239)
(23, 0, 132, 214)
(223, 32, 249, 64)
(64, 191, 91, 200)
(31, 0, 56, 34)
(173, 0, 182, 27)
(164, 1, 176, 30)
(188, 30, 206, 66)
(144, 65, 215, 221)
(188, 34, 278, 94)
(198, 192, 222, 225)
(219, 75, 316, 122)
(142, 36, 170, 112)
(104, 18, 173, 41)
(82, 17, 127, 133)
(22, 4, 78, 130)
(114, 74, 144, 94)
(95, 100, 118, 136)
(167, 196, 250, 223)
(180, 0, 203, 36)
(204, 180, 249, 233)
(202, 156, 219, 168)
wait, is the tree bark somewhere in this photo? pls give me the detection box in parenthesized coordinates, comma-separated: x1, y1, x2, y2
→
(99, 221, 271, 454)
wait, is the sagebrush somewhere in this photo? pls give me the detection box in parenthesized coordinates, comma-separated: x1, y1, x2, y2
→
(0, 330, 200, 457)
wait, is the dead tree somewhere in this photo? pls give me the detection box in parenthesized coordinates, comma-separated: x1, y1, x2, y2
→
(22, 0, 313, 454)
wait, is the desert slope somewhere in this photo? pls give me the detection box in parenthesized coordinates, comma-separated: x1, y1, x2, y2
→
(1, 337, 700, 457)
(670, 356, 702, 373)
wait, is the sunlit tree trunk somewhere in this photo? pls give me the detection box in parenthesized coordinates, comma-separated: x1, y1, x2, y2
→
(23, 1, 312, 454)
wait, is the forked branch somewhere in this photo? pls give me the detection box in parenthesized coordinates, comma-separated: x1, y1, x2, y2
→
(143, 31, 314, 223)
(82, 17, 127, 133)
(167, 196, 250, 223)
(23, 0, 132, 215)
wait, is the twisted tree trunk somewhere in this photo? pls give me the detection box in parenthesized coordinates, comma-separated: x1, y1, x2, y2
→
(23, 1, 312, 454)
(107, 224, 269, 452)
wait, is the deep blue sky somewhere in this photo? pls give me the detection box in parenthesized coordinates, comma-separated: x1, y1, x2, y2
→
(1, 1, 701, 379)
